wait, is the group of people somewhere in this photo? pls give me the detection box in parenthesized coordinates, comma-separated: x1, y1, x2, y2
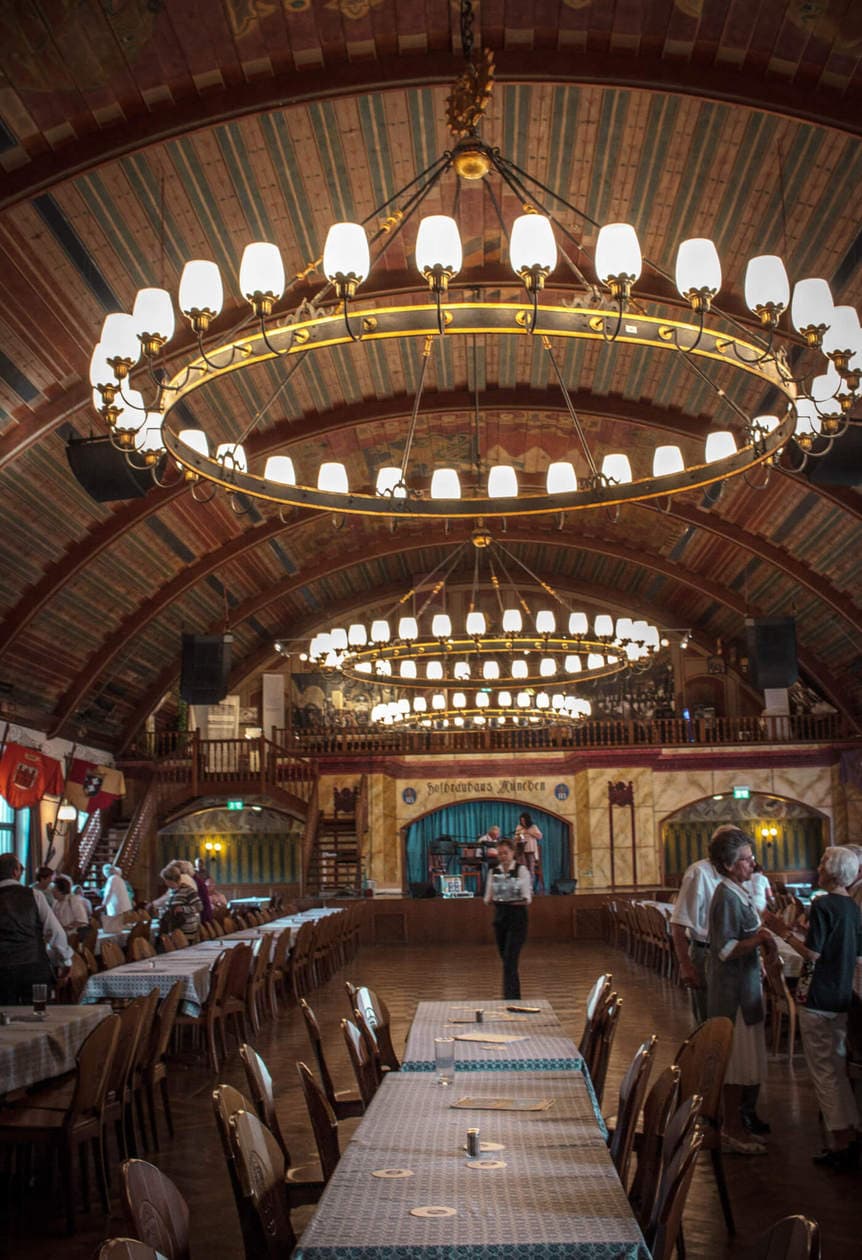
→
(148, 857, 225, 944)
(478, 814, 543, 1000)
(671, 826, 862, 1168)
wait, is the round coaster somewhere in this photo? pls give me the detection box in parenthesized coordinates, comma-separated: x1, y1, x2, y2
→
(409, 1206, 457, 1219)
(461, 1141, 506, 1152)
(372, 1168, 414, 1179)
(466, 1159, 507, 1170)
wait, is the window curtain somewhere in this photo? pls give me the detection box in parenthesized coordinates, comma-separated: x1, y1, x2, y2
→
(406, 801, 570, 890)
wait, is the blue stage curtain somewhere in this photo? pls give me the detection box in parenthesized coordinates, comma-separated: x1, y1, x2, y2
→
(406, 800, 570, 891)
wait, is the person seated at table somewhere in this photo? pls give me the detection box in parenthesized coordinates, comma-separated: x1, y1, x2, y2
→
(706, 826, 778, 1154)
(158, 861, 203, 943)
(764, 845, 862, 1171)
(98, 863, 132, 932)
(50, 875, 91, 937)
(0, 852, 72, 1004)
(484, 838, 532, 1000)
(513, 812, 542, 890)
(30, 864, 56, 905)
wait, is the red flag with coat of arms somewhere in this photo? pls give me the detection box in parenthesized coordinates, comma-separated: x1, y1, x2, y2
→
(0, 742, 64, 808)
(66, 759, 126, 814)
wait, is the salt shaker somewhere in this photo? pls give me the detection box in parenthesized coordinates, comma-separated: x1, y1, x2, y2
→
(475, 1008, 484, 1023)
(467, 1127, 481, 1157)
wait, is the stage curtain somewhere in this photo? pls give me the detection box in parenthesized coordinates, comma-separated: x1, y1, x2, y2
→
(406, 800, 570, 891)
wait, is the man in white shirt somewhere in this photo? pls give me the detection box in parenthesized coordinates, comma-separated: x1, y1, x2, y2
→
(51, 875, 92, 936)
(670, 848, 722, 1025)
(0, 852, 72, 1004)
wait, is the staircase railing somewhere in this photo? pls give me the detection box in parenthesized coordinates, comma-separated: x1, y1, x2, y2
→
(301, 777, 320, 898)
(113, 771, 158, 874)
(76, 809, 104, 879)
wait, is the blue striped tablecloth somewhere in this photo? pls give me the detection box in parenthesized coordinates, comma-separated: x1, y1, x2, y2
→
(295, 1069, 648, 1259)
(402, 999, 584, 1074)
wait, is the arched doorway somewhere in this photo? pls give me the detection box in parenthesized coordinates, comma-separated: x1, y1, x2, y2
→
(158, 796, 304, 887)
(404, 799, 572, 892)
(660, 792, 828, 883)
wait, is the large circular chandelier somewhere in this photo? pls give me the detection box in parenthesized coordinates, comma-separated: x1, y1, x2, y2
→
(87, 24, 859, 519)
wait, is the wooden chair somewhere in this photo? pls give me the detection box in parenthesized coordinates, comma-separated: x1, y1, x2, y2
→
(587, 992, 623, 1108)
(0, 1013, 120, 1233)
(57, 950, 90, 1003)
(100, 938, 126, 970)
(764, 953, 798, 1058)
(175, 949, 231, 1071)
(103, 992, 156, 1161)
(349, 984, 401, 1071)
(222, 915, 237, 933)
(246, 933, 272, 1033)
(608, 1034, 657, 1185)
(297, 1060, 341, 1183)
(628, 1064, 681, 1229)
(170, 929, 189, 950)
(644, 1123, 704, 1260)
(213, 1082, 265, 1260)
(674, 1016, 734, 1233)
(266, 928, 293, 1017)
(222, 942, 253, 1048)
(299, 998, 364, 1119)
(98, 1240, 161, 1260)
(159, 933, 175, 954)
(228, 1107, 296, 1258)
(238, 1044, 325, 1206)
(353, 1005, 384, 1086)
(578, 972, 612, 1060)
(136, 978, 184, 1151)
(764, 1215, 821, 1260)
(291, 921, 316, 999)
(129, 937, 156, 961)
(80, 943, 100, 975)
(341, 1017, 377, 1108)
(127, 919, 151, 945)
(121, 1158, 190, 1260)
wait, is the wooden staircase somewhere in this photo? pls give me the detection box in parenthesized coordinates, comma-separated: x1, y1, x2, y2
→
(306, 779, 367, 896)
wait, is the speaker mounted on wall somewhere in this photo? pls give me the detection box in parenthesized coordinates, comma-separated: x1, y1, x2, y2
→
(745, 616, 798, 690)
(66, 436, 156, 502)
(179, 633, 232, 705)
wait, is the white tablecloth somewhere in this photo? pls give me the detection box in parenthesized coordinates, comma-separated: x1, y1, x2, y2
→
(0, 1004, 110, 1092)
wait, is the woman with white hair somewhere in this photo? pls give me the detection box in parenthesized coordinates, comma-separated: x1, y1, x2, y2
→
(98, 862, 132, 932)
(766, 845, 862, 1170)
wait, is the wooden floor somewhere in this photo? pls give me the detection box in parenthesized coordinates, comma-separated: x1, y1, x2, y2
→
(4, 936, 859, 1258)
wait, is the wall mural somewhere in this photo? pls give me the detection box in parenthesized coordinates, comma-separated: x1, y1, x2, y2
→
(158, 804, 302, 885)
(661, 792, 827, 878)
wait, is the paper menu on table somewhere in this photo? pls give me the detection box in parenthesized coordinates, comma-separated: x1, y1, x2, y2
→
(450, 1097, 553, 1111)
(454, 1033, 529, 1044)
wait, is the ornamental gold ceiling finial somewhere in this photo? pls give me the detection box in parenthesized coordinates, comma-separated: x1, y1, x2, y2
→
(446, 47, 495, 141)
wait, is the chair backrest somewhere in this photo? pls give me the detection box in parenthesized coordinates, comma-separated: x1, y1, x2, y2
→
(355, 985, 400, 1071)
(80, 943, 99, 975)
(674, 1016, 733, 1128)
(297, 1060, 340, 1183)
(106, 998, 148, 1100)
(222, 915, 237, 933)
(130, 937, 156, 961)
(353, 1005, 383, 1085)
(299, 998, 338, 1110)
(661, 1093, 703, 1174)
(609, 1034, 657, 1185)
(344, 979, 358, 1019)
(647, 1127, 704, 1260)
(160, 933, 175, 953)
(228, 1108, 295, 1258)
(628, 1064, 681, 1228)
(121, 1159, 191, 1260)
(341, 1017, 376, 1107)
(98, 1240, 161, 1260)
(59, 950, 90, 1002)
(100, 938, 126, 970)
(764, 1215, 821, 1260)
(239, 1043, 290, 1164)
(145, 979, 185, 1069)
(250, 933, 272, 983)
(578, 972, 612, 1057)
(127, 919, 151, 944)
(70, 1012, 121, 1119)
(170, 928, 189, 950)
(269, 926, 291, 973)
(589, 992, 622, 1107)
(225, 942, 253, 1001)
(764, 953, 791, 1007)
(212, 1084, 261, 1260)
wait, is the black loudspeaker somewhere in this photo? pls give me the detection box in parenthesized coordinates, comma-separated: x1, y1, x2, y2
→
(66, 436, 155, 502)
(745, 617, 798, 689)
(179, 634, 232, 704)
(409, 881, 436, 899)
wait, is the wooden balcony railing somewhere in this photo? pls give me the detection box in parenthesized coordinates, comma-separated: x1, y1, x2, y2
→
(129, 733, 317, 804)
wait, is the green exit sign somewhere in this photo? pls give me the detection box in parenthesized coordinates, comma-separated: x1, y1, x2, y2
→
(733, 786, 750, 800)
(226, 799, 244, 811)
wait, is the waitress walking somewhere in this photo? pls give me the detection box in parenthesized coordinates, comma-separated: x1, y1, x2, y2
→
(484, 838, 532, 999)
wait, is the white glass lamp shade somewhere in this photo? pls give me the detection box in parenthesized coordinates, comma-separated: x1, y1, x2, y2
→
(371, 705, 384, 723)
(587, 653, 605, 670)
(615, 617, 634, 640)
(564, 654, 582, 673)
(239, 242, 285, 301)
(594, 614, 614, 638)
(794, 398, 821, 436)
(516, 691, 531, 708)
(134, 420, 164, 453)
(465, 612, 486, 637)
(453, 660, 471, 681)
(509, 214, 557, 277)
(370, 619, 391, 643)
(631, 620, 649, 641)
(642, 626, 660, 650)
(355, 662, 372, 674)
(546, 461, 577, 493)
(502, 608, 523, 634)
(57, 801, 78, 822)
(552, 694, 565, 710)
(413, 696, 427, 713)
(431, 614, 452, 638)
(626, 642, 641, 661)
(508, 660, 525, 680)
(431, 693, 446, 711)
(497, 690, 512, 707)
(653, 445, 684, 477)
(744, 255, 789, 312)
(375, 658, 392, 676)
(329, 627, 348, 651)
(822, 304, 862, 355)
(675, 238, 721, 297)
(323, 223, 369, 287)
(179, 260, 223, 319)
(397, 616, 418, 641)
(474, 713, 487, 725)
(426, 660, 443, 680)
(399, 659, 417, 680)
(323, 651, 342, 669)
(179, 428, 209, 457)
(453, 692, 467, 708)
(264, 455, 296, 484)
(536, 692, 550, 710)
(317, 462, 349, 493)
(131, 287, 175, 343)
(310, 632, 331, 658)
(216, 442, 247, 472)
(397, 699, 410, 715)
(483, 660, 500, 680)
(791, 277, 833, 332)
(811, 363, 842, 403)
(539, 657, 557, 677)
(535, 610, 555, 634)
(415, 216, 462, 277)
(100, 313, 140, 366)
(568, 612, 588, 636)
(430, 468, 461, 499)
(376, 466, 407, 498)
(595, 223, 642, 284)
(89, 344, 111, 387)
(476, 691, 490, 708)
(704, 431, 737, 463)
(602, 453, 633, 484)
(113, 388, 146, 428)
(487, 464, 518, 498)
(348, 622, 367, 647)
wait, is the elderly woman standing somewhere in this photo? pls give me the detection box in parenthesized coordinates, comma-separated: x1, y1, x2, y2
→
(99, 862, 132, 932)
(706, 825, 778, 1154)
(765, 845, 862, 1170)
(158, 860, 203, 943)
